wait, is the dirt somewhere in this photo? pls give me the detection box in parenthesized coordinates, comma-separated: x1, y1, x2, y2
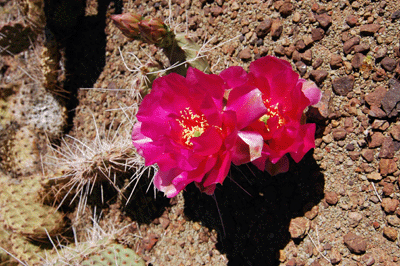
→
(1, 0, 400, 265)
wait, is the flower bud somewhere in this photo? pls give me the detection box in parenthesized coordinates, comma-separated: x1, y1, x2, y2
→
(111, 13, 142, 40)
(138, 17, 168, 45)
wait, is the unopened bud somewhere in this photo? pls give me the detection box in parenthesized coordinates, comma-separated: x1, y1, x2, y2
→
(111, 13, 142, 40)
(138, 17, 168, 45)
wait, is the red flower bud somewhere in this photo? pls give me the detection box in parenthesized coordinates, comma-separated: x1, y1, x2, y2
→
(138, 17, 168, 45)
(111, 13, 142, 40)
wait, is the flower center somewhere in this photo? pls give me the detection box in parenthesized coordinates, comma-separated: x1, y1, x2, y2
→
(177, 107, 209, 147)
(259, 98, 284, 131)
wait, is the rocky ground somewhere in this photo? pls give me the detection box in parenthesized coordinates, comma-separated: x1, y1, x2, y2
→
(1, 0, 400, 265)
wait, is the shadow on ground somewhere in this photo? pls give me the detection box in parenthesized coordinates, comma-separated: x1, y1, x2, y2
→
(44, 0, 122, 131)
(184, 150, 325, 266)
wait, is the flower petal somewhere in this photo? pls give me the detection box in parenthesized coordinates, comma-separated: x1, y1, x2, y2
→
(226, 87, 267, 129)
(219, 66, 251, 88)
(300, 80, 322, 106)
(231, 131, 264, 165)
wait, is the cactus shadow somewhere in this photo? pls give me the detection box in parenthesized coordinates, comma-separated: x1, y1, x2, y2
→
(183, 150, 325, 266)
(123, 168, 171, 224)
(0, 23, 36, 55)
(44, 0, 122, 132)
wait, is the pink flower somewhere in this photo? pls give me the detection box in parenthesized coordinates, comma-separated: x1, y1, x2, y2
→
(221, 56, 321, 175)
(132, 68, 266, 197)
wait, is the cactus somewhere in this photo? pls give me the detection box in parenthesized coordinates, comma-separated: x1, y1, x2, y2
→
(0, 125, 46, 177)
(112, 13, 210, 79)
(8, 234, 46, 265)
(1, 200, 65, 240)
(80, 243, 145, 266)
(19, 0, 46, 33)
(42, 125, 148, 215)
(0, 173, 67, 265)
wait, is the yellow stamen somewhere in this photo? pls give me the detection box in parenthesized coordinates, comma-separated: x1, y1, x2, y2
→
(177, 107, 209, 147)
(260, 98, 285, 131)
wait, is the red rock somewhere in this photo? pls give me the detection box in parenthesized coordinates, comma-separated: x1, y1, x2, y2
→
(389, 123, 400, 141)
(383, 226, 398, 241)
(365, 86, 387, 107)
(392, 10, 400, 20)
(284, 45, 295, 57)
(295, 39, 306, 51)
(311, 3, 319, 12)
(362, 254, 375, 266)
(368, 132, 385, 148)
(381, 198, 399, 213)
(159, 217, 170, 229)
(239, 48, 252, 60)
(274, 45, 286, 56)
(360, 24, 380, 35)
(330, 54, 343, 68)
(292, 50, 301, 62)
(346, 15, 358, 26)
(343, 232, 367, 254)
(379, 158, 397, 176)
(368, 106, 387, 118)
(304, 204, 319, 220)
(311, 28, 324, 41)
(351, 53, 365, 69)
(381, 78, 400, 118)
(382, 182, 394, 196)
(367, 172, 382, 181)
(332, 128, 347, 140)
(381, 57, 397, 72)
(314, 13, 332, 28)
(288, 217, 310, 239)
(372, 221, 380, 229)
(343, 36, 360, 54)
(353, 43, 370, 53)
(286, 258, 296, 266)
(330, 249, 342, 264)
(332, 75, 354, 96)
(307, 90, 331, 121)
(310, 69, 328, 84)
(256, 18, 272, 38)
(374, 46, 388, 59)
(348, 151, 360, 161)
(295, 61, 307, 76)
(279, 2, 293, 16)
(301, 50, 312, 65)
(271, 19, 283, 39)
(210, 6, 223, 17)
(143, 234, 159, 251)
(378, 137, 395, 158)
(312, 58, 323, 69)
(325, 191, 338, 205)
(361, 149, 374, 162)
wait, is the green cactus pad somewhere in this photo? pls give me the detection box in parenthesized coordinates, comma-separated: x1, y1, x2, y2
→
(1, 199, 65, 239)
(175, 33, 210, 74)
(8, 234, 45, 266)
(81, 243, 145, 266)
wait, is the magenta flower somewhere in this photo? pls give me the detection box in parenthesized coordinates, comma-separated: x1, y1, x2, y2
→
(221, 56, 321, 175)
(132, 68, 266, 197)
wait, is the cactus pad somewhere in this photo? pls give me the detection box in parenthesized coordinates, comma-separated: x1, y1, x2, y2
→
(1, 200, 65, 239)
(81, 243, 145, 266)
